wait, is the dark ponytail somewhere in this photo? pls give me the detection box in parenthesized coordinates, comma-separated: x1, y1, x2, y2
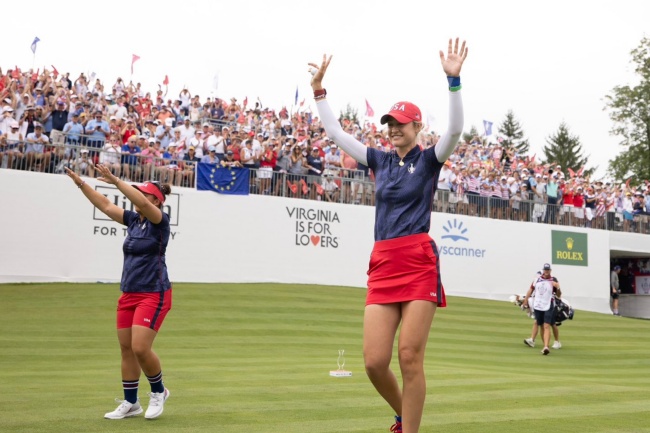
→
(158, 183, 172, 196)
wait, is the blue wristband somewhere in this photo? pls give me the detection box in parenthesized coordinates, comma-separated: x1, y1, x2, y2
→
(447, 76, 461, 88)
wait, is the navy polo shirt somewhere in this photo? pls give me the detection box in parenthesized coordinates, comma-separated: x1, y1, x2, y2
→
(121, 210, 171, 293)
(367, 145, 443, 241)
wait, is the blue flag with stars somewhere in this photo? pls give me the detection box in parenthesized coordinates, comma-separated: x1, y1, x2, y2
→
(197, 163, 249, 195)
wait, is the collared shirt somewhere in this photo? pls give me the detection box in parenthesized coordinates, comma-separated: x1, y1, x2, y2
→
(121, 210, 171, 293)
(63, 121, 84, 142)
(367, 145, 443, 241)
(85, 119, 109, 141)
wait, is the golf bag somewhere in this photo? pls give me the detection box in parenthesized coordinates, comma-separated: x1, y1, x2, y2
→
(554, 296, 574, 325)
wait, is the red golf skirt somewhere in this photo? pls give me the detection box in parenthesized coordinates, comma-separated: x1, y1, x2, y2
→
(366, 233, 446, 307)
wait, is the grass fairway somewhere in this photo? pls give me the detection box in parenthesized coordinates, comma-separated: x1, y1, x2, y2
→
(1, 283, 649, 433)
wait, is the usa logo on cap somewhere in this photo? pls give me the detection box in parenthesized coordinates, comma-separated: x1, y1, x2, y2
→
(380, 101, 422, 125)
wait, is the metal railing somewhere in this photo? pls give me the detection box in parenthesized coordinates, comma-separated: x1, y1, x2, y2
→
(2, 140, 648, 235)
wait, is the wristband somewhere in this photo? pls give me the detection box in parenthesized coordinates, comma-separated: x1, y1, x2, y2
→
(314, 88, 327, 100)
(78, 181, 86, 189)
(447, 76, 461, 92)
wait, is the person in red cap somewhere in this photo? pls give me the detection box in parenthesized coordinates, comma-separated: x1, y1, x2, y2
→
(64, 164, 172, 420)
(308, 37, 468, 433)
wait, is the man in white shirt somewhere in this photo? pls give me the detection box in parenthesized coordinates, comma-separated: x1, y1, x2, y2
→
(523, 263, 560, 355)
(177, 117, 196, 143)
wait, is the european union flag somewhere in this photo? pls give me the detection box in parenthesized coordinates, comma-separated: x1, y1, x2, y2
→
(197, 163, 249, 195)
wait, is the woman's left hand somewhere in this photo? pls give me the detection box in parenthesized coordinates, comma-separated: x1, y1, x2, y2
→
(95, 164, 119, 185)
(439, 38, 469, 77)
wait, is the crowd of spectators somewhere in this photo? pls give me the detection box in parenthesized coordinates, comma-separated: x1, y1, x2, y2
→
(0, 67, 648, 232)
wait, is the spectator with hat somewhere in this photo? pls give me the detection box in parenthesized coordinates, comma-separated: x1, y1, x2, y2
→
(0, 106, 16, 138)
(85, 110, 110, 153)
(72, 148, 95, 178)
(2, 120, 24, 169)
(180, 146, 201, 187)
(50, 99, 69, 146)
(220, 149, 242, 169)
(177, 117, 195, 143)
(24, 123, 51, 171)
(544, 172, 560, 224)
(121, 118, 139, 145)
(155, 118, 174, 149)
(523, 263, 561, 355)
(201, 145, 219, 164)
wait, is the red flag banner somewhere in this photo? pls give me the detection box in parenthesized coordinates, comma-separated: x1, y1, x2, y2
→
(287, 180, 298, 194)
(625, 178, 631, 190)
(51, 65, 59, 77)
(365, 99, 374, 117)
(577, 166, 585, 177)
(315, 183, 324, 195)
(163, 75, 169, 86)
(131, 54, 141, 75)
(300, 179, 309, 195)
(568, 168, 575, 178)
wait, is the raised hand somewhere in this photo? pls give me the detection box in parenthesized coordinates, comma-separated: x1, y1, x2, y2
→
(439, 38, 468, 77)
(95, 164, 119, 185)
(307, 54, 333, 90)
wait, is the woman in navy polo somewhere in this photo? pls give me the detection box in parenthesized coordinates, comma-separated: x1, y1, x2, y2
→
(309, 38, 468, 433)
(65, 164, 172, 420)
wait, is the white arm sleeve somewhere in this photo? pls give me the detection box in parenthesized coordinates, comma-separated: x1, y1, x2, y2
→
(316, 100, 368, 165)
(434, 90, 464, 163)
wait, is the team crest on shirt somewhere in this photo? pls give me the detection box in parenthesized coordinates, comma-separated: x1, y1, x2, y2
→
(408, 163, 416, 174)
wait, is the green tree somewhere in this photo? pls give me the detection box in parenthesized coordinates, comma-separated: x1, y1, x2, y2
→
(339, 103, 359, 126)
(497, 110, 529, 155)
(542, 122, 593, 178)
(463, 125, 482, 144)
(604, 36, 650, 184)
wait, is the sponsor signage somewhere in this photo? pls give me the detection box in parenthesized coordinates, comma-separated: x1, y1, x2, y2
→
(551, 230, 588, 266)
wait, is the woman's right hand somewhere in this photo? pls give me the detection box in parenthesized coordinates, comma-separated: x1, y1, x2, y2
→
(308, 54, 332, 91)
(64, 167, 83, 187)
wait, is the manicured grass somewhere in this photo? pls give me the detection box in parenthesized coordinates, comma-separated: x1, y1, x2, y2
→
(1, 283, 649, 432)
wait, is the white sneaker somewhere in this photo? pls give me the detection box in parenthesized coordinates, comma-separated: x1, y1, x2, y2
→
(552, 341, 562, 349)
(104, 399, 143, 419)
(145, 388, 170, 419)
(524, 338, 535, 348)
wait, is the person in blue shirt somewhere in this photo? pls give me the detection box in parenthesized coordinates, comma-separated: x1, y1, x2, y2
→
(64, 164, 172, 420)
(121, 138, 142, 182)
(84, 111, 110, 156)
(309, 37, 468, 433)
(63, 112, 85, 146)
